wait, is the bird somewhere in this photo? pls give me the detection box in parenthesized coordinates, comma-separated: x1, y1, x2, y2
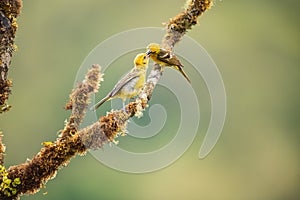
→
(90, 53, 149, 111)
(146, 43, 191, 83)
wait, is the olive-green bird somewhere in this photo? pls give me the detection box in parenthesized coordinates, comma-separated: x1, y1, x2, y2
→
(146, 43, 191, 83)
(91, 53, 149, 111)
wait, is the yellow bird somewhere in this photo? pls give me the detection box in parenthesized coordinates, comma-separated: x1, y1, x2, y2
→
(146, 43, 191, 83)
(91, 53, 149, 111)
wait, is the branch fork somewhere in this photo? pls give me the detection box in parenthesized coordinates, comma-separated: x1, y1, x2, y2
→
(0, 0, 212, 199)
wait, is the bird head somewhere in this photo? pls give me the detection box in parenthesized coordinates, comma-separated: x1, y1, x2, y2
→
(134, 53, 149, 69)
(146, 43, 161, 55)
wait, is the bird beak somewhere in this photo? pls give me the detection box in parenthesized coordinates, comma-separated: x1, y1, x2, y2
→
(146, 50, 152, 56)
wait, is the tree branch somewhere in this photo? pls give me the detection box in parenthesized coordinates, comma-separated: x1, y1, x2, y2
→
(0, 0, 22, 182)
(0, 0, 22, 113)
(0, 0, 212, 199)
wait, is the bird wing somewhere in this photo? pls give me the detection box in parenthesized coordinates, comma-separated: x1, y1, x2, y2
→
(158, 48, 184, 67)
(109, 69, 140, 97)
(157, 48, 190, 83)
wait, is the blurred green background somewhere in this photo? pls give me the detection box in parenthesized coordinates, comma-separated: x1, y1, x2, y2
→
(1, 0, 299, 199)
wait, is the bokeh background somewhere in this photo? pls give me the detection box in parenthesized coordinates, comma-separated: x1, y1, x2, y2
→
(0, 0, 299, 199)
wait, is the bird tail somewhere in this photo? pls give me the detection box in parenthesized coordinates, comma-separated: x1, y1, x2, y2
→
(174, 65, 191, 83)
(90, 95, 111, 111)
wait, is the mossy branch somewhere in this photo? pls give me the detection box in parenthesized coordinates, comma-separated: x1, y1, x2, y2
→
(0, 0, 212, 199)
(0, 0, 22, 176)
(0, 65, 102, 199)
(0, 0, 22, 114)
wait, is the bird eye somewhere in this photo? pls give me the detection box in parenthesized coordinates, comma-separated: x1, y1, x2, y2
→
(143, 56, 146, 59)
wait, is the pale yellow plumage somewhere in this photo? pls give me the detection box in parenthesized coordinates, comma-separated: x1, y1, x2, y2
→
(91, 53, 149, 111)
